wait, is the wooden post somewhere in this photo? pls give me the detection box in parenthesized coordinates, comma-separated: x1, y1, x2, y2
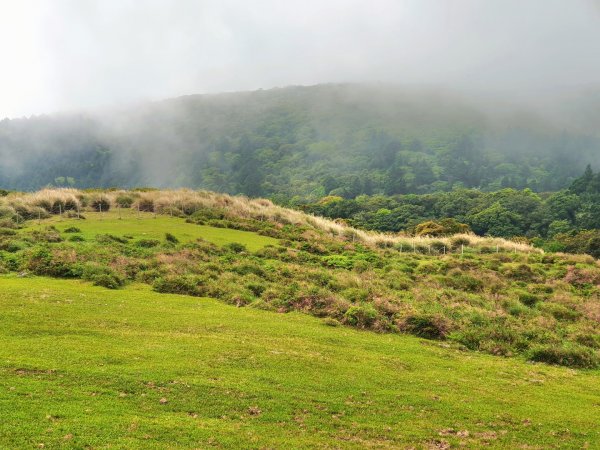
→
(461, 244, 464, 255)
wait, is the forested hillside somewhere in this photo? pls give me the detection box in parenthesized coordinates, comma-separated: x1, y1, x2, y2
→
(298, 167, 600, 255)
(1, 84, 599, 197)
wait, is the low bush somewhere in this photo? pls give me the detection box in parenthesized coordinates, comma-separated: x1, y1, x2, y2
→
(91, 273, 125, 289)
(343, 304, 378, 328)
(518, 292, 540, 307)
(153, 275, 203, 296)
(90, 196, 111, 212)
(165, 233, 179, 244)
(136, 239, 160, 248)
(136, 198, 155, 212)
(225, 242, 246, 253)
(528, 345, 598, 368)
(402, 314, 450, 340)
(115, 194, 135, 208)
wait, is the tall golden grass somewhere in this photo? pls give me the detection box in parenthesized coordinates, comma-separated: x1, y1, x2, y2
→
(0, 188, 539, 253)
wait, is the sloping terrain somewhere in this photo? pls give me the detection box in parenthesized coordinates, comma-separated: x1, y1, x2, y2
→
(0, 276, 598, 449)
(0, 189, 598, 370)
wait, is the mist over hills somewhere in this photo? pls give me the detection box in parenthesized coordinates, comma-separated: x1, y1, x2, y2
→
(1, 83, 599, 198)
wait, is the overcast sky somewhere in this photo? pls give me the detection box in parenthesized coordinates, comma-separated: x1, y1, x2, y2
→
(1, 0, 599, 118)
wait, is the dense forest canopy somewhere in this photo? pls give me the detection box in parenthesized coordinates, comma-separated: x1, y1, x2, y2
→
(1, 83, 600, 198)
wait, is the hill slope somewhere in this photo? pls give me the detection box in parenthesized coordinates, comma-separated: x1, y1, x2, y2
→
(2, 84, 600, 197)
(0, 276, 598, 448)
(0, 189, 598, 369)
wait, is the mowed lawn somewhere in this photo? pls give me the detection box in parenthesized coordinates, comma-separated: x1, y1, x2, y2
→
(21, 210, 278, 252)
(0, 276, 598, 449)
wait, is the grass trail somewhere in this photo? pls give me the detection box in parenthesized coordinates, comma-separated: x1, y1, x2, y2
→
(0, 276, 598, 449)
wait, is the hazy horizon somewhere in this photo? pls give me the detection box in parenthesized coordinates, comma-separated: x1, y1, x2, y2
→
(2, 0, 600, 118)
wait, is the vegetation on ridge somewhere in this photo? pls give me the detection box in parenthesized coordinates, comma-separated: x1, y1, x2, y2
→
(0, 189, 598, 369)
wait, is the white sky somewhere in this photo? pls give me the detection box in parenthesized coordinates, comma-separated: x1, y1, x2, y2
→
(1, 0, 599, 118)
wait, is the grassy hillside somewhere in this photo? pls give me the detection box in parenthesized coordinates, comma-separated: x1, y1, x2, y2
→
(0, 276, 598, 449)
(2, 84, 600, 196)
(22, 210, 278, 252)
(1, 189, 599, 371)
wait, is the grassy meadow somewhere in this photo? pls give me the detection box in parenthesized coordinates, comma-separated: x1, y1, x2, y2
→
(22, 209, 279, 252)
(0, 188, 599, 447)
(0, 275, 599, 449)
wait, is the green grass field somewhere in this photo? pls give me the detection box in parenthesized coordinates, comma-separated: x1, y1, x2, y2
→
(0, 275, 598, 449)
(22, 210, 278, 252)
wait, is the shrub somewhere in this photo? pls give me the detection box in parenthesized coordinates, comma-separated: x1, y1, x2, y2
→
(322, 254, 353, 270)
(90, 196, 111, 212)
(402, 314, 450, 340)
(63, 226, 81, 233)
(323, 317, 341, 327)
(31, 228, 62, 243)
(342, 288, 369, 303)
(443, 273, 484, 292)
(575, 333, 600, 349)
(518, 292, 540, 307)
(153, 275, 203, 296)
(91, 273, 125, 289)
(68, 235, 85, 242)
(136, 239, 160, 248)
(352, 259, 370, 273)
(343, 304, 378, 328)
(541, 303, 581, 321)
(415, 260, 447, 275)
(136, 198, 155, 212)
(115, 195, 135, 208)
(528, 345, 598, 368)
(23, 246, 76, 277)
(451, 236, 471, 249)
(226, 290, 255, 307)
(136, 269, 163, 283)
(96, 234, 128, 244)
(225, 242, 246, 253)
(165, 233, 179, 244)
(415, 219, 470, 237)
(506, 301, 529, 317)
(501, 263, 540, 282)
